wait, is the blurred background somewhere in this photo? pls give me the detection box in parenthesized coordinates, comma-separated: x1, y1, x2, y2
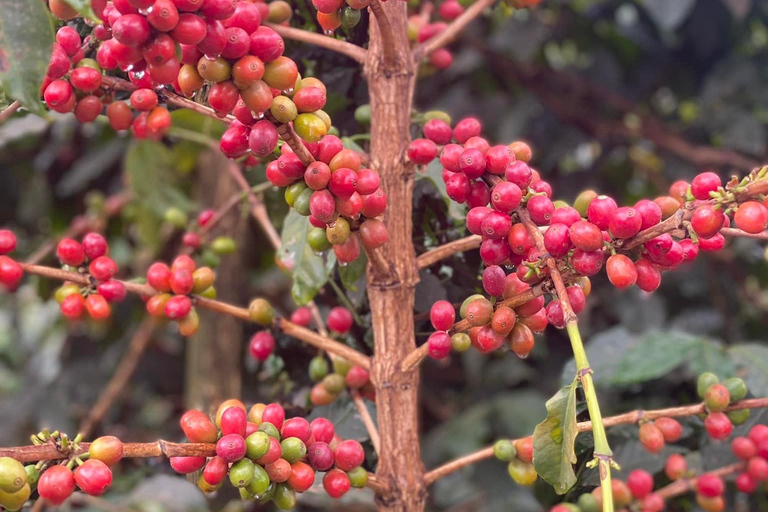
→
(2, 0, 768, 510)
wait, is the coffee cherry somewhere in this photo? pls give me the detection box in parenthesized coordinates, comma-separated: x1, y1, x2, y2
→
(0, 230, 16, 255)
(507, 459, 537, 486)
(638, 422, 665, 453)
(262, 403, 285, 429)
(734, 200, 768, 234)
(323, 468, 351, 498)
(747, 456, 768, 481)
(736, 472, 757, 493)
(345, 365, 370, 389)
(85, 293, 111, 320)
(527, 195, 554, 225)
(334, 440, 365, 471)
(0, 458, 26, 495)
(249, 331, 276, 362)
(407, 139, 438, 165)
(653, 417, 682, 442)
(248, 297, 274, 326)
(697, 473, 724, 498)
(697, 372, 719, 398)
(38, 465, 75, 505)
(73, 459, 112, 496)
(696, 494, 725, 512)
(57, 238, 85, 267)
(570, 249, 604, 276)
(704, 383, 730, 412)
(450, 332, 471, 352)
(0, 256, 23, 289)
(634, 259, 661, 292)
(493, 440, 517, 462)
(165, 295, 192, 319)
(305, 441, 333, 472)
(665, 453, 687, 480)
(510, 322, 535, 359)
(627, 469, 653, 499)
(427, 331, 451, 360)
(634, 199, 663, 230)
(216, 434, 247, 463)
(285, 461, 314, 493)
(705, 412, 733, 440)
(427, 300, 455, 332)
(180, 410, 218, 443)
(327, 306, 353, 334)
(691, 171, 721, 200)
(491, 307, 517, 336)
(606, 254, 637, 289)
(691, 205, 724, 239)
(732, 436, 757, 460)
(587, 195, 617, 230)
(568, 221, 603, 252)
(464, 297, 493, 326)
(544, 223, 572, 257)
(89, 256, 118, 281)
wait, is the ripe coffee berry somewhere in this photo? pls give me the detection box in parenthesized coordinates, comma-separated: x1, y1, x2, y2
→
(736, 472, 758, 493)
(606, 254, 637, 289)
(0, 230, 16, 254)
(626, 469, 654, 499)
(691, 171, 721, 200)
(323, 469, 351, 499)
(705, 412, 733, 440)
(334, 440, 365, 471)
(732, 437, 757, 460)
(587, 195, 617, 230)
(638, 422, 665, 453)
(543, 224, 572, 257)
(654, 417, 682, 442)
(665, 454, 687, 480)
(38, 465, 76, 505)
(327, 306, 353, 334)
(609, 207, 642, 239)
(73, 459, 112, 496)
(569, 221, 603, 252)
(249, 331, 275, 361)
(407, 138, 438, 165)
(527, 195, 554, 225)
(216, 434, 247, 463)
(57, 238, 85, 267)
(697, 473, 725, 498)
(430, 300, 455, 331)
(634, 199, 663, 230)
(734, 200, 768, 234)
(691, 205, 724, 239)
(307, 442, 334, 471)
(427, 331, 451, 360)
(262, 403, 285, 429)
(89, 256, 118, 281)
(0, 256, 23, 289)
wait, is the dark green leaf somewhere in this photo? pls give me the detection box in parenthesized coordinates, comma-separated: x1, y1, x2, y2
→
(533, 381, 579, 494)
(0, 0, 55, 114)
(611, 331, 705, 385)
(124, 140, 195, 217)
(61, 0, 99, 23)
(278, 209, 332, 305)
(338, 250, 366, 291)
(728, 343, 768, 397)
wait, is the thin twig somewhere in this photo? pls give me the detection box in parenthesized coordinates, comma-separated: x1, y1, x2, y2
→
(79, 318, 157, 438)
(18, 263, 370, 368)
(721, 227, 768, 240)
(413, 0, 496, 60)
(0, 100, 22, 125)
(416, 235, 482, 269)
(265, 23, 367, 63)
(351, 391, 380, 454)
(368, 0, 397, 69)
(423, 397, 768, 485)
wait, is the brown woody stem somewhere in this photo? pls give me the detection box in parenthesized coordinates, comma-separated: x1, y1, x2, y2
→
(413, 0, 496, 60)
(265, 23, 367, 63)
(416, 235, 482, 269)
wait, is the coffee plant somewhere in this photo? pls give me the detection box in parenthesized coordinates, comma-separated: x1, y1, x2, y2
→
(0, 0, 767, 511)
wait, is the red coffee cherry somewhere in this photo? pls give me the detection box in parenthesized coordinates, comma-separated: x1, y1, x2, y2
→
(641, 493, 665, 512)
(626, 469, 654, 499)
(453, 117, 482, 144)
(634, 199, 662, 230)
(736, 472, 757, 493)
(310, 417, 335, 444)
(216, 434, 247, 463)
(249, 331, 276, 362)
(654, 417, 682, 442)
(732, 437, 757, 460)
(691, 171, 721, 200)
(180, 410, 218, 443)
(85, 293, 111, 320)
(635, 256, 662, 290)
(704, 384, 730, 412)
(691, 205, 724, 239)
(427, 331, 452, 360)
(57, 238, 86, 267)
(262, 403, 285, 429)
(265, 458, 292, 482)
(423, 119, 452, 145)
(527, 195, 554, 225)
(704, 412, 733, 440)
(570, 249, 604, 276)
(202, 456, 228, 486)
(407, 138, 438, 165)
(281, 417, 311, 443)
(38, 465, 76, 505)
(74, 459, 112, 496)
(323, 468, 351, 498)
(170, 268, 194, 295)
(569, 221, 603, 251)
(61, 293, 86, 319)
(638, 422, 665, 453)
(289, 306, 312, 327)
(734, 201, 768, 234)
(490, 182, 522, 213)
(82, 233, 108, 260)
(89, 436, 123, 467)
(586, 195, 617, 230)
(307, 441, 334, 471)
(0, 229, 17, 255)
(147, 262, 172, 292)
(665, 453, 687, 480)
(606, 254, 638, 289)
(346, 365, 370, 389)
(97, 280, 127, 303)
(220, 406, 247, 437)
(334, 440, 365, 471)
(608, 207, 642, 239)
(164, 295, 192, 319)
(747, 456, 768, 481)
(545, 300, 564, 329)
(327, 306, 353, 334)
(543, 224, 572, 258)
(170, 456, 206, 474)
(89, 256, 118, 281)
(130, 88, 158, 111)
(697, 473, 725, 498)
(359, 219, 389, 249)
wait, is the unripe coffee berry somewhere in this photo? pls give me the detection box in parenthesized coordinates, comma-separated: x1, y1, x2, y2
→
(249, 297, 274, 326)
(704, 384, 730, 412)
(493, 440, 516, 461)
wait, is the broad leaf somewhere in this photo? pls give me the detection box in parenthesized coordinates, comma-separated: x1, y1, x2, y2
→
(611, 332, 706, 385)
(0, 0, 55, 114)
(61, 0, 100, 23)
(532, 381, 578, 494)
(278, 210, 332, 305)
(308, 396, 376, 442)
(124, 140, 195, 217)
(728, 343, 768, 397)
(642, 0, 696, 31)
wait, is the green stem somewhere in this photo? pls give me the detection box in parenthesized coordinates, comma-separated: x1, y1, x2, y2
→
(566, 321, 614, 512)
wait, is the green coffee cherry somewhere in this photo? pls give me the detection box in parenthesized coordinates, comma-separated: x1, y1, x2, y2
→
(164, 207, 188, 229)
(258, 422, 281, 440)
(24, 466, 39, 488)
(341, 6, 361, 28)
(76, 58, 102, 72)
(493, 440, 517, 462)
(728, 408, 751, 426)
(238, 487, 255, 501)
(552, 200, 569, 209)
(354, 104, 371, 126)
(697, 372, 719, 399)
(322, 373, 346, 394)
(256, 482, 276, 504)
(0, 458, 27, 493)
(308, 228, 333, 252)
(293, 188, 314, 216)
(294, 113, 327, 143)
(347, 466, 368, 488)
(199, 286, 217, 299)
(248, 298, 274, 326)
(326, 218, 351, 245)
(577, 492, 600, 512)
(201, 249, 221, 268)
(309, 356, 330, 381)
(55, 284, 81, 303)
(273, 483, 296, 510)
(723, 377, 748, 403)
(247, 465, 271, 496)
(451, 333, 471, 352)
(573, 190, 598, 218)
(332, 357, 352, 376)
(423, 110, 451, 124)
(246, 431, 271, 460)
(270, 95, 298, 123)
(211, 236, 237, 255)
(0, 484, 30, 512)
(314, 110, 332, 130)
(280, 437, 307, 463)
(84, 190, 106, 211)
(229, 458, 255, 487)
(285, 182, 308, 207)
(507, 459, 537, 486)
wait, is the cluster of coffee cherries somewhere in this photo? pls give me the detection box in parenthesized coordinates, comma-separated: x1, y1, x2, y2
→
(309, 0, 368, 34)
(492, 437, 537, 487)
(51, 233, 125, 320)
(267, 137, 387, 264)
(145, 254, 217, 335)
(0, 230, 23, 291)
(0, 433, 123, 509)
(46, 0, 333, 150)
(177, 400, 368, 507)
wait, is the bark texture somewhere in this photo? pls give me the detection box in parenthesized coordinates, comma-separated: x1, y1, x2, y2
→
(364, 3, 425, 511)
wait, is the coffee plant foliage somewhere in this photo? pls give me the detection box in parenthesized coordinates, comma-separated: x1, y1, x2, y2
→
(1, 0, 768, 511)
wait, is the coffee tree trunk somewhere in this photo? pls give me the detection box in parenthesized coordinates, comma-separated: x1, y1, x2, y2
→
(364, 4, 425, 511)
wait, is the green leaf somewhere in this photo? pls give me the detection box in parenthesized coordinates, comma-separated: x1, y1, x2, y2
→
(308, 396, 376, 442)
(338, 250, 367, 291)
(278, 210, 332, 305)
(0, 0, 55, 114)
(611, 331, 705, 385)
(124, 140, 195, 217)
(533, 381, 579, 494)
(728, 343, 768, 397)
(61, 0, 100, 23)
